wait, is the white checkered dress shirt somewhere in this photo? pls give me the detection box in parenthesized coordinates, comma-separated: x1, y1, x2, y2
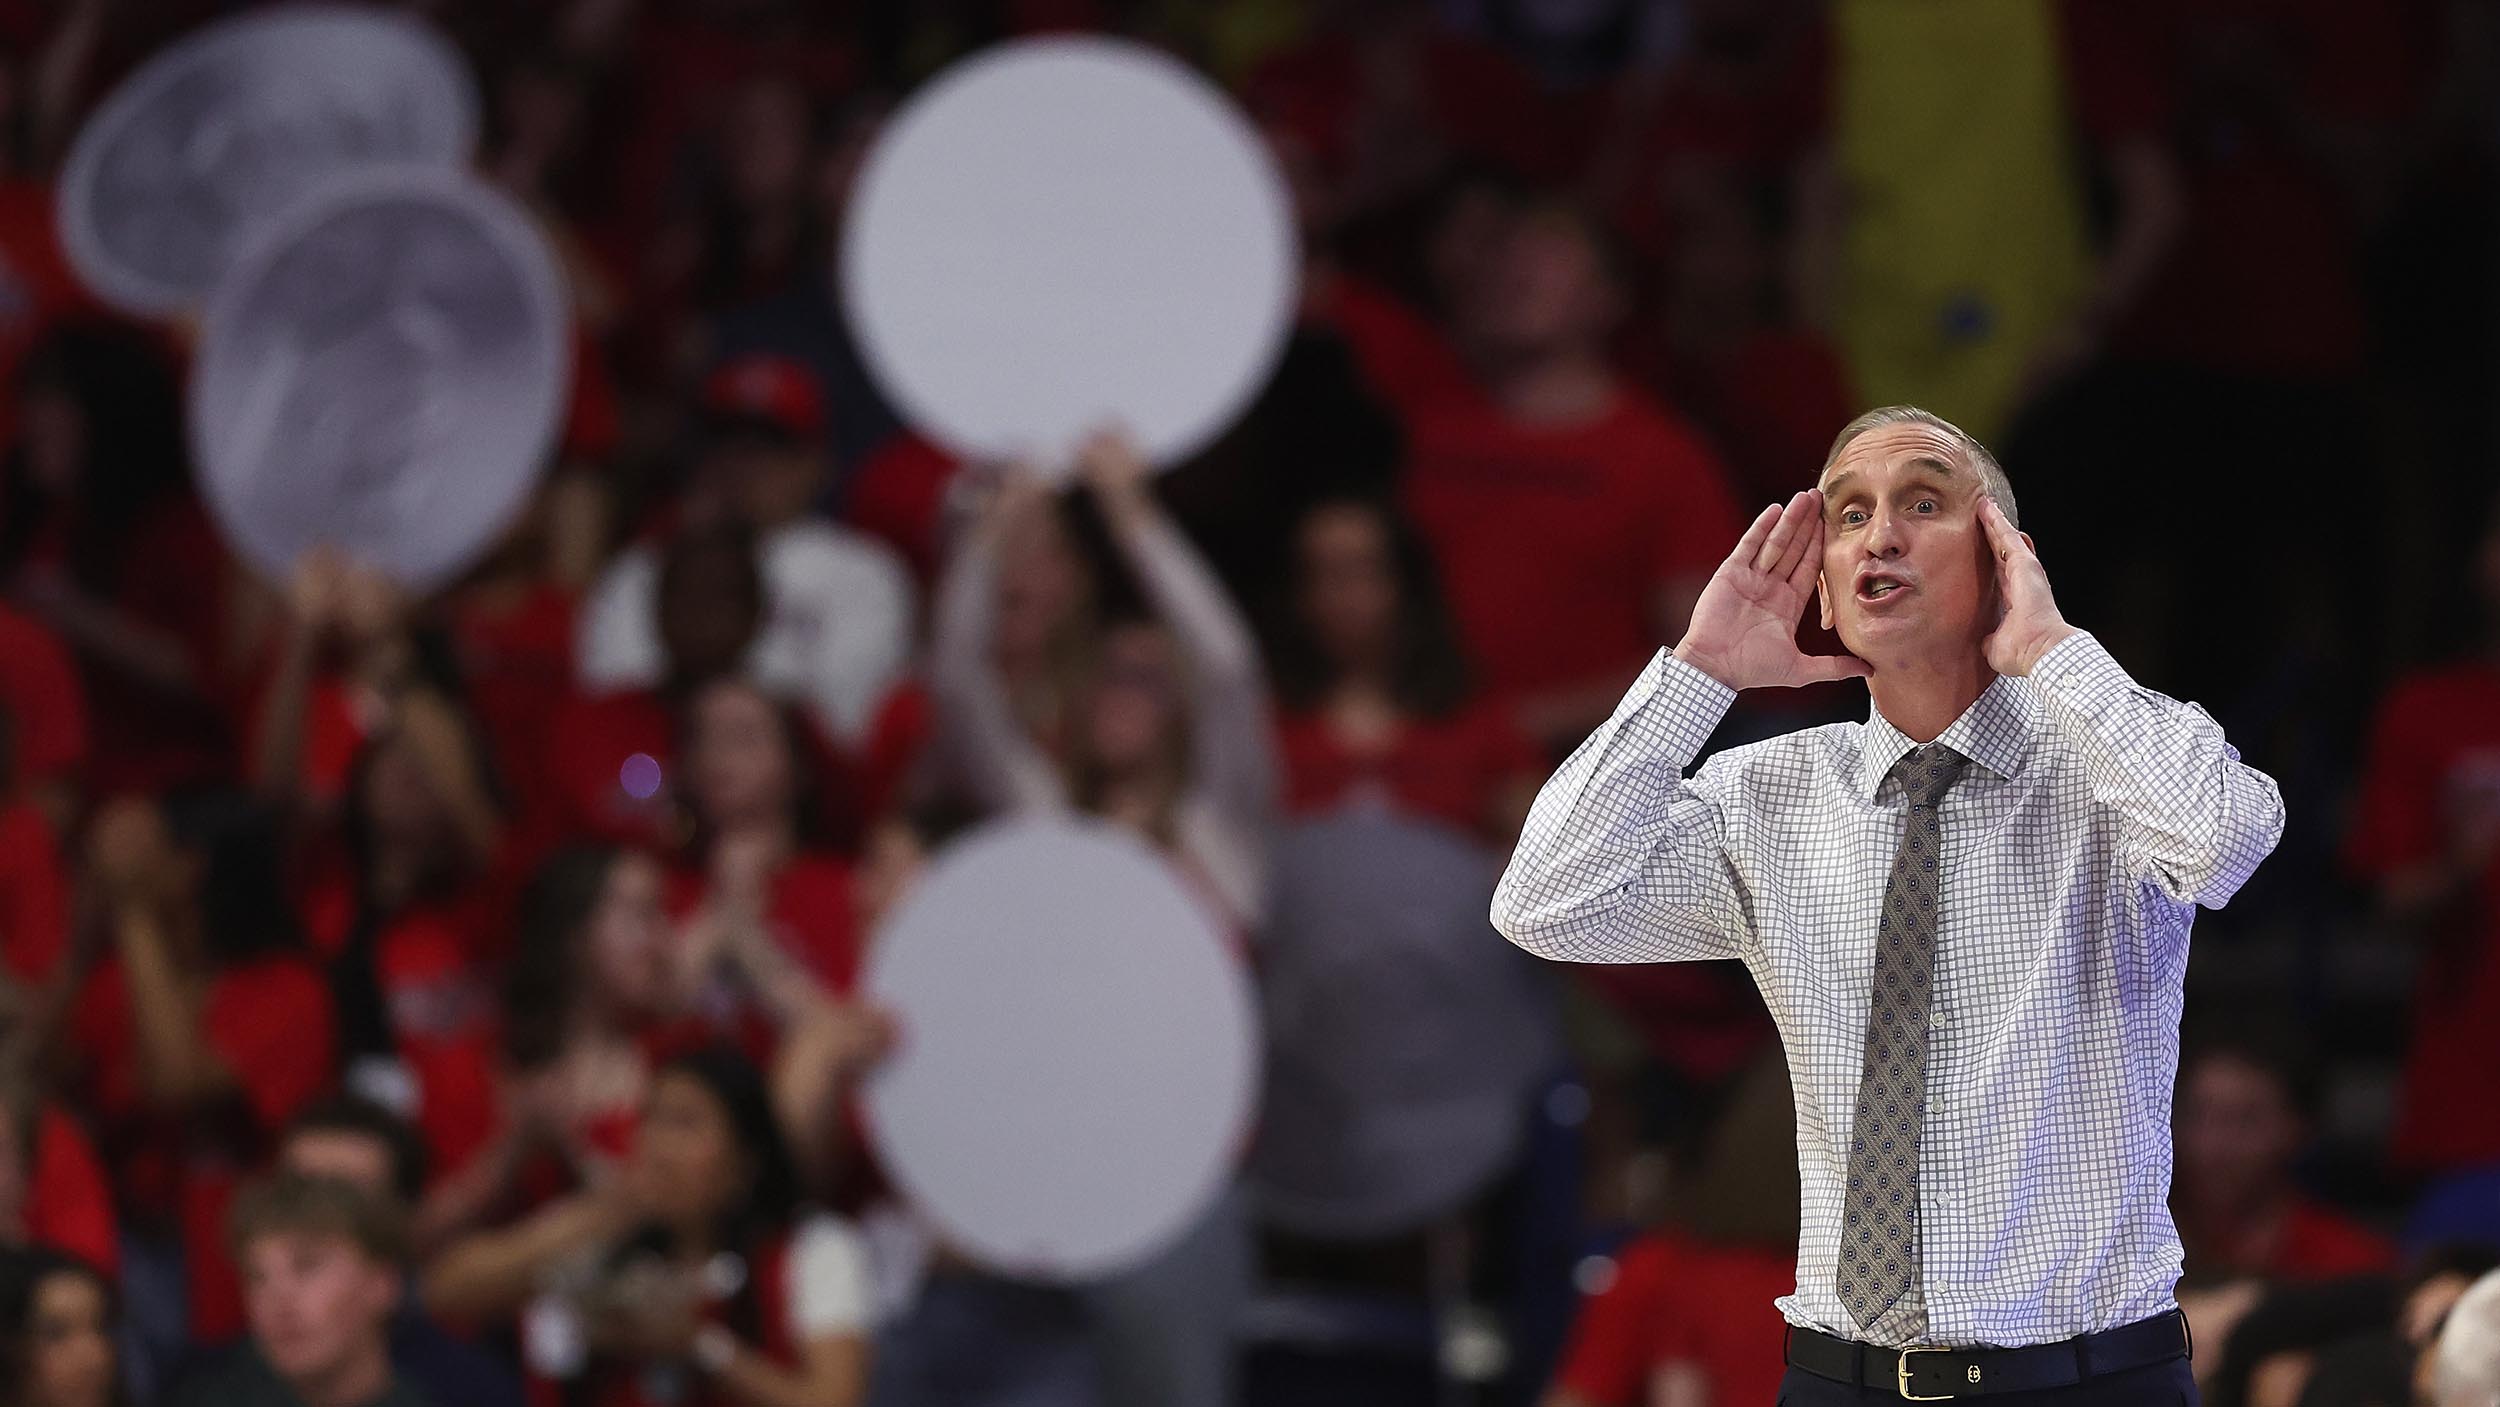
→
(1492, 632, 2285, 1348)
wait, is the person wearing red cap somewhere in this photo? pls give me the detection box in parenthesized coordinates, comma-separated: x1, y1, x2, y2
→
(577, 354, 916, 748)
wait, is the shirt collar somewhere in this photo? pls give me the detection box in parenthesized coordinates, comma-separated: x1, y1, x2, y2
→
(1856, 672, 2038, 801)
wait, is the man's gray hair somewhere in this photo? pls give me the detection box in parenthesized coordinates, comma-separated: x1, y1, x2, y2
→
(2433, 1270, 2500, 1407)
(1823, 405, 2020, 530)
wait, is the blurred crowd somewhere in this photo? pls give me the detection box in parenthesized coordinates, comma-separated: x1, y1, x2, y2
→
(1, 1, 2498, 1406)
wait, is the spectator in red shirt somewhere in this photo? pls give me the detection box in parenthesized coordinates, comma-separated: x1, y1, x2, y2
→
(441, 483, 600, 859)
(0, 1246, 124, 1407)
(255, 552, 513, 1179)
(420, 845, 682, 1252)
(1631, 166, 1854, 511)
(0, 1083, 116, 1282)
(553, 523, 768, 848)
(1401, 199, 1742, 753)
(671, 676, 866, 1051)
(2171, 1025, 2397, 1284)
(0, 605, 87, 828)
(427, 1049, 873, 1407)
(2, 324, 237, 796)
(627, 72, 830, 386)
(768, 800, 955, 1194)
(0, 703, 71, 996)
(2346, 495, 2500, 1174)
(1264, 495, 1541, 844)
(1547, 1051, 1799, 1407)
(68, 796, 338, 1357)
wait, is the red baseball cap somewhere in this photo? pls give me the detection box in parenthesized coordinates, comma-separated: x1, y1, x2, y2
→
(700, 354, 828, 442)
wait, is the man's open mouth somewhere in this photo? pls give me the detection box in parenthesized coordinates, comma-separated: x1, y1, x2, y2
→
(1857, 575, 1910, 600)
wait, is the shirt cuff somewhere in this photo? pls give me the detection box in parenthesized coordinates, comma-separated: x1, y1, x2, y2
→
(2027, 630, 2133, 719)
(1620, 648, 1738, 770)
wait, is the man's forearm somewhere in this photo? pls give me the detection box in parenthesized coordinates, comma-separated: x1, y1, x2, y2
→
(2029, 632, 2286, 907)
(1493, 650, 1745, 964)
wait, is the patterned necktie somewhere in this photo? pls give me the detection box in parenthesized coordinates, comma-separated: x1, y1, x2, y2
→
(1838, 743, 1971, 1339)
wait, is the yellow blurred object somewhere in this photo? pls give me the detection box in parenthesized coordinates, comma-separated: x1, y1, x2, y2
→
(1834, 0, 2089, 440)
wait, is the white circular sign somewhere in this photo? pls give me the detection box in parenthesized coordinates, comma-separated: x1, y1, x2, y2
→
(189, 167, 570, 590)
(861, 817, 1260, 1282)
(841, 36, 1299, 475)
(58, 4, 478, 318)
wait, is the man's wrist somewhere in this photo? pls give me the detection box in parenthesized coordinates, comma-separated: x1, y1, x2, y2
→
(2020, 623, 2083, 675)
(1669, 640, 1739, 692)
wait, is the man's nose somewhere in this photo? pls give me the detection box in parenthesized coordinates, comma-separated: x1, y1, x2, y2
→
(1864, 508, 1908, 558)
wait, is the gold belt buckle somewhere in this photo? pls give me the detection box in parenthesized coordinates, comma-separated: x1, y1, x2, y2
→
(1897, 1346, 1966, 1400)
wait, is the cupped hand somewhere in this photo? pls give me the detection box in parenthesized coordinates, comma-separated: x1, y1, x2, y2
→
(1976, 498, 2075, 676)
(1672, 490, 1871, 691)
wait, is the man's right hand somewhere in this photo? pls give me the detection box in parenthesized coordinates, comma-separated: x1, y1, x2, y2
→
(1672, 489, 1870, 691)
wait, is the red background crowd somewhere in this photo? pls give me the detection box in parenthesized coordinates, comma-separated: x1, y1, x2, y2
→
(0, 2, 2495, 1406)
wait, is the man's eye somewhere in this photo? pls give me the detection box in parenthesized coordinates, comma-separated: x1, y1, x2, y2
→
(1842, 510, 1867, 526)
(1914, 499, 1938, 513)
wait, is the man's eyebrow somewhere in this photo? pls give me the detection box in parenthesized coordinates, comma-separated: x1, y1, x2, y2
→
(1819, 455, 1963, 504)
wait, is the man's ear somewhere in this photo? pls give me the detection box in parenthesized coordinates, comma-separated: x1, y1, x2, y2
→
(2020, 530, 2036, 557)
(1817, 572, 1835, 631)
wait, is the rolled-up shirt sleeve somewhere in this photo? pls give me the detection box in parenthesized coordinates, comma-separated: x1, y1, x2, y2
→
(1492, 650, 1751, 963)
(2029, 631, 2286, 909)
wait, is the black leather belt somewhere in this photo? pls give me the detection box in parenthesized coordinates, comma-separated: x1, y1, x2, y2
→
(1784, 1310, 2191, 1399)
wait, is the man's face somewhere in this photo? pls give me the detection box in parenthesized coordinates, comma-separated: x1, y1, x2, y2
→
(1461, 213, 1615, 364)
(242, 1232, 399, 1390)
(703, 435, 825, 530)
(1816, 425, 2006, 669)
(657, 544, 762, 680)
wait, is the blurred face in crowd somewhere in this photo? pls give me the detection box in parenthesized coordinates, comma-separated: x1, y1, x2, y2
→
(725, 77, 811, 212)
(634, 1072, 747, 1230)
(13, 384, 84, 495)
(994, 506, 1091, 664)
(21, 1268, 115, 1407)
(688, 680, 795, 834)
(359, 732, 453, 858)
(853, 818, 928, 936)
(283, 1131, 395, 1205)
(1816, 424, 2002, 672)
(2174, 1053, 2302, 1212)
(1461, 209, 1619, 366)
(1084, 623, 1184, 778)
(705, 432, 825, 530)
(587, 852, 672, 1019)
(1295, 502, 1399, 669)
(657, 540, 763, 682)
(242, 1232, 398, 1395)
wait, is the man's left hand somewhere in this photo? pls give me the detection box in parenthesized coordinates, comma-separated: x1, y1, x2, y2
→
(1978, 498, 2077, 676)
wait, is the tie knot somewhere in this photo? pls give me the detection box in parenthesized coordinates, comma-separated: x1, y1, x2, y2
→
(1892, 744, 1969, 807)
